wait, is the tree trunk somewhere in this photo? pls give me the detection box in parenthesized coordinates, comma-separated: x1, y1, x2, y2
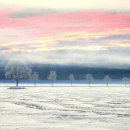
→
(52, 79, 53, 87)
(34, 80, 36, 87)
(71, 80, 72, 87)
(88, 80, 90, 87)
(16, 79, 19, 87)
(107, 81, 108, 87)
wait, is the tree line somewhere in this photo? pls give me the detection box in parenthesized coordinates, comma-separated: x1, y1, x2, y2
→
(4, 60, 129, 88)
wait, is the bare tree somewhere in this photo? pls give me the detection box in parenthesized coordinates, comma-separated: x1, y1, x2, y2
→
(104, 75, 111, 87)
(31, 72, 39, 87)
(48, 70, 57, 87)
(122, 77, 129, 87)
(86, 74, 94, 87)
(5, 60, 32, 88)
(69, 74, 75, 87)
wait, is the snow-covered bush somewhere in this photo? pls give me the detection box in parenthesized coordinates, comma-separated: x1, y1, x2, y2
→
(30, 72, 39, 87)
(86, 74, 94, 87)
(69, 74, 75, 87)
(122, 77, 129, 87)
(48, 70, 57, 87)
(104, 75, 111, 87)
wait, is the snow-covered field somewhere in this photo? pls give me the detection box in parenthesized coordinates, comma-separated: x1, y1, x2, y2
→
(0, 86, 130, 130)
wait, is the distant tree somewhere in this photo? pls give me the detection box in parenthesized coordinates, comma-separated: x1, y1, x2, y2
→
(69, 74, 75, 87)
(86, 74, 94, 87)
(31, 72, 39, 87)
(48, 70, 57, 87)
(5, 60, 32, 88)
(122, 77, 129, 87)
(104, 75, 111, 87)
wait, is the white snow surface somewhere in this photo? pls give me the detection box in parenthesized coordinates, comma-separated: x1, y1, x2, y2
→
(0, 87, 130, 130)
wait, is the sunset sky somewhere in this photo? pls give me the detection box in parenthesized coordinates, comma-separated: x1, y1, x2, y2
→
(0, 0, 130, 67)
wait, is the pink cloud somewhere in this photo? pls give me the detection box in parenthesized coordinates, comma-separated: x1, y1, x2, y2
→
(0, 10, 130, 31)
(0, 8, 130, 53)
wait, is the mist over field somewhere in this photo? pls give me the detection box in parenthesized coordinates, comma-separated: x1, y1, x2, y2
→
(0, 63, 130, 80)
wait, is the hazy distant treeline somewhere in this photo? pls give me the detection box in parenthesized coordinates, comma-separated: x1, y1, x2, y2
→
(0, 64, 130, 80)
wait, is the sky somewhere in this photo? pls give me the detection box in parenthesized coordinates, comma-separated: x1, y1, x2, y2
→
(0, 0, 130, 68)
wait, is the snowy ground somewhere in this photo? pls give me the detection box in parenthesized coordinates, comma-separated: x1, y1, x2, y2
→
(0, 86, 130, 130)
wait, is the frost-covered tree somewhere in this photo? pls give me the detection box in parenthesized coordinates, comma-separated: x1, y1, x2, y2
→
(30, 72, 39, 87)
(86, 74, 94, 87)
(69, 74, 75, 87)
(5, 60, 32, 88)
(122, 77, 129, 87)
(48, 70, 57, 87)
(104, 75, 111, 87)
